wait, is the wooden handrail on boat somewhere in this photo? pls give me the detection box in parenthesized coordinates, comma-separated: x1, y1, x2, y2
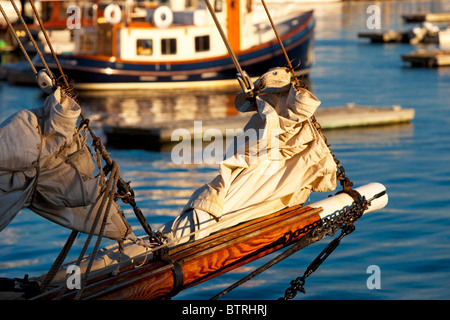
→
(40, 205, 323, 300)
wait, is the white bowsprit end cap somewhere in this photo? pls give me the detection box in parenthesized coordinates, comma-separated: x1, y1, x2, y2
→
(312, 182, 389, 220)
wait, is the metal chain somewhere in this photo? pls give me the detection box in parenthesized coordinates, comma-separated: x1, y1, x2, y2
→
(209, 217, 322, 300)
(279, 195, 371, 300)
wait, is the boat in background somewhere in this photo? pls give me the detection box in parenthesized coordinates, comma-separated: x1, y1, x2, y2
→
(1, 1, 86, 55)
(38, 0, 315, 90)
(402, 49, 450, 68)
(0, 0, 23, 27)
(358, 22, 450, 45)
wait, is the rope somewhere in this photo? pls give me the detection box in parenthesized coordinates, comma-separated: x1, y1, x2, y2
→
(260, 0, 301, 88)
(0, 4, 36, 74)
(9, 0, 157, 241)
(257, 0, 356, 191)
(75, 162, 121, 300)
(28, 0, 66, 86)
(52, 161, 120, 300)
(203, 0, 243, 77)
(202, 0, 254, 94)
(8, 0, 54, 80)
(39, 230, 78, 292)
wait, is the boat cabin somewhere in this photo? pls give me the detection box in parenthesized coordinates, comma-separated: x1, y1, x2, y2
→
(73, 0, 276, 63)
(75, 0, 228, 62)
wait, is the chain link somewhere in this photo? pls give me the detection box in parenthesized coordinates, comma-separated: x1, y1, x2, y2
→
(279, 196, 370, 300)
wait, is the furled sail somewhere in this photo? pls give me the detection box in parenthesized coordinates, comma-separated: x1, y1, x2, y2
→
(47, 68, 341, 280)
(0, 87, 131, 241)
(159, 67, 337, 243)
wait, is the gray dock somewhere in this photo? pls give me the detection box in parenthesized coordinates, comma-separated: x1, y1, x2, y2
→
(0, 61, 36, 84)
(402, 12, 450, 23)
(104, 104, 415, 150)
(402, 50, 450, 67)
(358, 30, 410, 43)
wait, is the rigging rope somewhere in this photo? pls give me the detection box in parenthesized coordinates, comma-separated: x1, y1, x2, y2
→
(260, 0, 301, 88)
(8, 0, 157, 241)
(203, 0, 254, 94)
(0, 4, 36, 74)
(75, 162, 121, 300)
(28, 0, 65, 86)
(2, 0, 370, 300)
(9, 0, 54, 80)
(203, 0, 368, 299)
(39, 230, 78, 293)
(1, 0, 164, 298)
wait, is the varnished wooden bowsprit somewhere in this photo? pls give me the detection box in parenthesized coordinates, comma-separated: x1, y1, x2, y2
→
(33, 182, 388, 300)
(54, 205, 323, 300)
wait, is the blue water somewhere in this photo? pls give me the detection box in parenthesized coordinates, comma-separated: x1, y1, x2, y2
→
(1, 0, 450, 300)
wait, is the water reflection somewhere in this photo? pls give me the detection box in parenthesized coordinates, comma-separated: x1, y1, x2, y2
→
(324, 123, 414, 146)
(77, 88, 240, 128)
(1, 0, 448, 299)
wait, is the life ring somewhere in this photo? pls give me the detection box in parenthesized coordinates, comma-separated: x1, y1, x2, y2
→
(153, 6, 173, 28)
(104, 4, 122, 24)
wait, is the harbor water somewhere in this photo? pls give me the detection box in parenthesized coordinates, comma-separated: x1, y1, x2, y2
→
(1, 0, 450, 300)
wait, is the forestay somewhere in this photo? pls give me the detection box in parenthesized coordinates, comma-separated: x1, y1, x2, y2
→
(0, 87, 131, 241)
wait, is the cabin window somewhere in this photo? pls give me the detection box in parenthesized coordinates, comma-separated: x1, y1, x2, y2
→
(136, 39, 153, 55)
(195, 35, 210, 52)
(214, 0, 223, 12)
(79, 33, 95, 54)
(161, 38, 177, 55)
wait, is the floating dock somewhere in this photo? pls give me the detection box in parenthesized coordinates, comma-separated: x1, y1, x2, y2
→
(358, 30, 410, 43)
(402, 50, 450, 67)
(104, 104, 415, 150)
(358, 26, 450, 45)
(0, 61, 35, 84)
(402, 12, 450, 23)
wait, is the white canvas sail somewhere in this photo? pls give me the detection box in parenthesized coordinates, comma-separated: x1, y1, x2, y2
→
(0, 87, 131, 241)
(160, 67, 337, 243)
